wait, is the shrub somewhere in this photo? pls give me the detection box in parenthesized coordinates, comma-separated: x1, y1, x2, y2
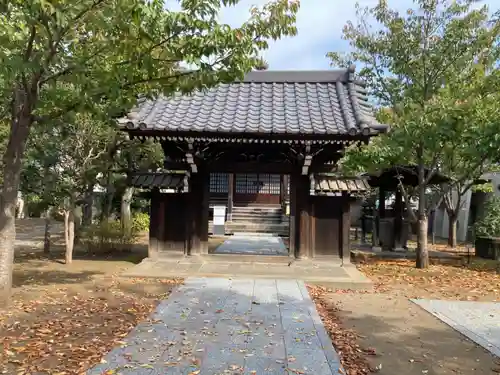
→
(475, 196, 500, 238)
(132, 212, 150, 233)
(80, 219, 139, 254)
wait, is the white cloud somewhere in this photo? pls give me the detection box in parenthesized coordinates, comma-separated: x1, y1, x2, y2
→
(171, 0, 499, 70)
(218, 0, 498, 70)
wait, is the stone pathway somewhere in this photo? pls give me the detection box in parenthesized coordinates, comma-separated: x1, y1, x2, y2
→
(412, 299, 500, 357)
(88, 278, 343, 374)
(214, 235, 288, 256)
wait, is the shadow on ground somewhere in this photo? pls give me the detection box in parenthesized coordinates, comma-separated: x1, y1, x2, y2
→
(318, 292, 500, 375)
(12, 269, 104, 287)
(15, 245, 148, 265)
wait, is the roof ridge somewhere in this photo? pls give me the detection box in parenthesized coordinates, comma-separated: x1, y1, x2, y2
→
(241, 69, 351, 83)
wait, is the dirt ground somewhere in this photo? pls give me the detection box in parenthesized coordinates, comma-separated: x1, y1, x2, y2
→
(0, 219, 183, 375)
(310, 258, 500, 375)
(324, 292, 499, 375)
(5, 219, 500, 375)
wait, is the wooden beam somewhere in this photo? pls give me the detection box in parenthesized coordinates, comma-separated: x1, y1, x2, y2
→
(207, 162, 295, 174)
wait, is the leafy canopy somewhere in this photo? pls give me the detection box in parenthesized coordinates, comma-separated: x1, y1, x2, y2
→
(333, 0, 500, 189)
(0, 0, 300, 122)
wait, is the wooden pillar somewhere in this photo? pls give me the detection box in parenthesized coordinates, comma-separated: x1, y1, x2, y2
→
(289, 173, 297, 258)
(157, 193, 166, 253)
(379, 187, 386, 218)
(339, 194, 351, 259)
(393, 188, 404, 251)
(292, 173, 312, 259)
(227, 173, 234, 221)
(188, 170, 209, 255)
(148, 189, 160, 259)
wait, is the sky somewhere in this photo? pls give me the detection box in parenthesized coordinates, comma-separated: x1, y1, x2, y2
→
(174, 0, 499, 70)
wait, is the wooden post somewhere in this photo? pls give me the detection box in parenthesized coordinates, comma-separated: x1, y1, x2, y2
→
(157, 193, 166, 253)
(340, 194, 351, 260)
(393, 188, 404, 251)
(148, 189, 159, 259)
(289, 173, 298, 258)
(379, 187, 386, 218)
(296, 174, 311, 259)
(188, 170, 209, 255)
(227, 173, 234, 221)
(200, 171, 209, 254)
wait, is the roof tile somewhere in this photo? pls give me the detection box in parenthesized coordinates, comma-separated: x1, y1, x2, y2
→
(311, 174, 370, 195)
(130, 172, 189, 192)
(119, 69, 388, 136)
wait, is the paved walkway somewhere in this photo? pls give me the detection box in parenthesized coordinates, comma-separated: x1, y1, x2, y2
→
(412, 299, 500, 357)
(214, 235, 288, 256)
(88, 278, 343, 374)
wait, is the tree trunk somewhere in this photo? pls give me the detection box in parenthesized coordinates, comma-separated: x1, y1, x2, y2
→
(16, 193, 24, 219)
(43, 207, 52, 255)
(416, 166, 429, 269)
(121, 186, 134, 237)
(416, 215, 429, 268)
(82, 184, 94, 226)
(447, 214, 458, 248)
(64, 209, 75, 265)
(73, 205, 82, 244)
(0, 112, 31, 306)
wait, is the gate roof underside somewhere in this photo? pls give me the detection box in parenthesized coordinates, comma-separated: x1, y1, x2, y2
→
(118, 67, 388, 141)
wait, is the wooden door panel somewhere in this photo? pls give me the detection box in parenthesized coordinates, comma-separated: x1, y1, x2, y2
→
(313, 197, 341, 256)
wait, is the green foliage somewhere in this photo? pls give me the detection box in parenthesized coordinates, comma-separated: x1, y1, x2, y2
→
(331, 0, 500, 212)
(132, 212, 150, 233)
(0, 0, 300, 124)
(21, 113, 115, 211)
(475, 196, 500, 238)
(80, 219, 138, 254)
(472, 183, 494, 193)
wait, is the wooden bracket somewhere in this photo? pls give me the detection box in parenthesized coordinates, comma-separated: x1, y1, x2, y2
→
(301, 144, 312, 175)
(186, 141, 198, 173)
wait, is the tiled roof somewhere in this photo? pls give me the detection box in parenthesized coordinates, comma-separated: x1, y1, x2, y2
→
(118, 67, 388, 136)
(129, 172, 189, 192)
(310, 174, 370, 196)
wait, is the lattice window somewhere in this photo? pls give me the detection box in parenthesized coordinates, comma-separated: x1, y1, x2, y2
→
(235, 174, 282, 195)
(235, 174, 248, 193)
(210, 173, 229, 193)
(269, 174, 281, 194)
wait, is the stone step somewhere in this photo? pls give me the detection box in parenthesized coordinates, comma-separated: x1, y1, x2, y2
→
(231, 212, 283, 219)
(232, 206, 282, 212)
(209, 221, 289, 236)
(234, 203, 282, 207)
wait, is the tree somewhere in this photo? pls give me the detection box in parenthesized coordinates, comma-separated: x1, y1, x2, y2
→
(330, 0, 500, 267)
(22, 113, 114, 263)
(55, 114, 114, 264)
(254, 57, 270, 70)
(109, 135, 163, 236)
(437, 91, 500, 248)
(0, 0, 300, 304)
